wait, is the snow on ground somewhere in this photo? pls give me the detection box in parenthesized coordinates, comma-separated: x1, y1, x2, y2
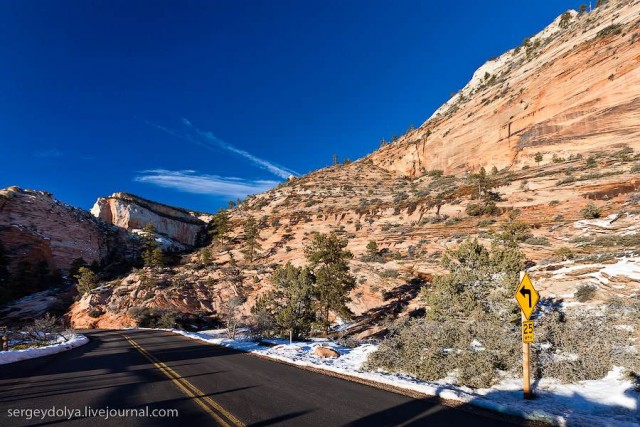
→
(0, 334, 88, 365)
(552, 257, 640, 286)
(171, 329, 640, 427)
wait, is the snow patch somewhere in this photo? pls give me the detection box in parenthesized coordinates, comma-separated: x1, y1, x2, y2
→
(0, 334, 89, 365)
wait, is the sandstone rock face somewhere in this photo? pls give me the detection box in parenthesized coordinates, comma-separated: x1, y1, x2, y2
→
(91, 193, 206, 246)
(314, 346, 340, 358)
(369, 2, 640, 175)
(0, 187, 110, 272)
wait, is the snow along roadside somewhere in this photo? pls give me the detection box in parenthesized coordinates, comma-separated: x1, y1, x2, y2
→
(0, 334, 89, 365)
(168, 329, 639, 427)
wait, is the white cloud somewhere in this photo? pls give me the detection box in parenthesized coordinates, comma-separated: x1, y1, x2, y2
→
(147, 119, 299, 180)
(134, 169, 279, 199)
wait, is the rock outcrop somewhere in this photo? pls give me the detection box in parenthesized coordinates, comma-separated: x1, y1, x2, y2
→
(314, 346, 340, 358)
(91, 193, 207, 247)
(0, 187, 111, 272)
(369, 2, 640, 175)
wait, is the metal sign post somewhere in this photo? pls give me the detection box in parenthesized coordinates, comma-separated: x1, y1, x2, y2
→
(515, 271, 539, 399)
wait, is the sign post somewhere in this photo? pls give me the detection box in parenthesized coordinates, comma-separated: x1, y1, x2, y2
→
(515, 271, 539, 399)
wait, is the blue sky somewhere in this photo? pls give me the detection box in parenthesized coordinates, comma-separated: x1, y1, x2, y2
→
(0, 0, 579, 213)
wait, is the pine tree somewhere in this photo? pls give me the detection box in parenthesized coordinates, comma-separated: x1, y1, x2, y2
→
(366, 241, 379, 258)
(200, 248, 213, 266)
(75, 266, 98, 295)
(253, 262, 316, 340)
(209, 209, 231, 244)
(241, 216, 261, 263)
(534, 152, 543, 165)
(69, 257, 87, 279)
(304, 233, 355, 333)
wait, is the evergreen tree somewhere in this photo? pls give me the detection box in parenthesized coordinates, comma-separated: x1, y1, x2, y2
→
(253, 262, 315, 340)
(142, 246, 166, 268)
(241, 216, 261, 263)
(468, 167, 493, 199)
(366, 240, 379, 257)
(534, 152, 543, 165)
(304, 233, 355, 332)
(200, 247, 213, 266)
(208, 209, 231, 244)
(69, 257, 87, 280)
(75, 266, 98, 295)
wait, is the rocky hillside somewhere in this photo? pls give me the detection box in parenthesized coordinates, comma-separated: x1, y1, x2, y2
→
(370, 0, 640, 175)
(63, 1, 640, 334)
(91, 192, 208, 247)
(0, 187, 124, 272)
(0, 186, 138, 307)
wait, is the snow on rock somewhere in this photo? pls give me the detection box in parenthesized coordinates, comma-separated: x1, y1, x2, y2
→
(552, 257, 640, 286)
(0, 334, 89, 365)
(170, 328, 640, 427)
(574, 213, 625, 231)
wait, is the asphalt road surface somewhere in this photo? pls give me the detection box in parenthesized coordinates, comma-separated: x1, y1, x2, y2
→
(0, 330, 533, 426)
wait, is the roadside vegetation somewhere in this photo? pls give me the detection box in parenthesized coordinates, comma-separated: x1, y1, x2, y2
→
(366, 238, 639, 387)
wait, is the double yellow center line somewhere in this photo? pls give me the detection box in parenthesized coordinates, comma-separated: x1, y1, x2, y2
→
(122, 334, 244, 427)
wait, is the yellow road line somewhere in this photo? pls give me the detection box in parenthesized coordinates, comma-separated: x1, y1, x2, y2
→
(122, 334, 244, 427)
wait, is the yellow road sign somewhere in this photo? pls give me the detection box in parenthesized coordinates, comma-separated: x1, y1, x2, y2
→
(515, 272, 539, 320)
(522, 320, 534, 343)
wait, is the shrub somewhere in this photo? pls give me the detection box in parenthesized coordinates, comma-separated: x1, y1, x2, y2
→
(596, 24, 622, 38)
(554, 246, 575, 261)
(532, 304, 637, 382)
(367, 239, 523, 388)
(465, 203, 484, 217)
(559, 11, 572, 29)
(465, 201, 498, 217)
(524, 236, 550, 246)
(379, 269, 399, 279)
(630, 163, 640, 173)
(498, 220, 532, 245)
(581, 203, 602, 219)
(575, 284, 597, 302)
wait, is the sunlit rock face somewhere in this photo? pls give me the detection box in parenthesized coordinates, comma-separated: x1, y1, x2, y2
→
(369, 3, 640, 176)
(91, 192, 207, 247)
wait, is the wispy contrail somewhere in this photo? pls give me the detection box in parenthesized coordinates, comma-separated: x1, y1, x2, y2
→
(147, 119, 298, 180)
(135, 169, 279, 198)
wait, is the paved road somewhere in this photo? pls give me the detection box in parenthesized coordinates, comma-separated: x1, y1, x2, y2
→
(0, 330, 531, 426)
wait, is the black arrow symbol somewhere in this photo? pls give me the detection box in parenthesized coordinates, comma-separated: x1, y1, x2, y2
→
(520, 287, 532, 307)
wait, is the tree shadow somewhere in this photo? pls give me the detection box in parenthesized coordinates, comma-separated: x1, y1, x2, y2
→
(348, 276, 428, 338)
